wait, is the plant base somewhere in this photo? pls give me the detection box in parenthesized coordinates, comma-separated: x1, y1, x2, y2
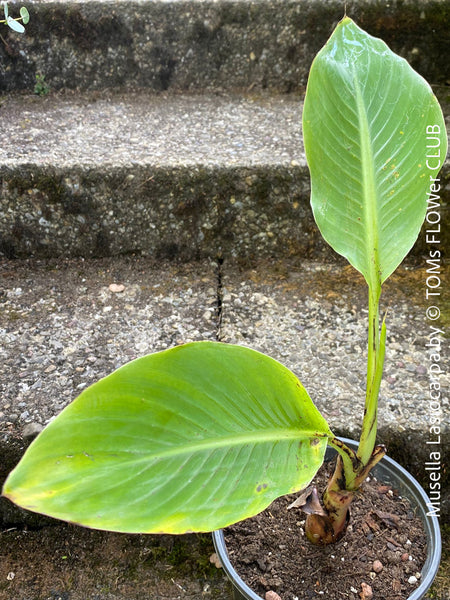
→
(213, 439, 441, 600)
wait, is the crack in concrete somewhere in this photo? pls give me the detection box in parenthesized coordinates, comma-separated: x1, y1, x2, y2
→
(215, 256, 224, 341)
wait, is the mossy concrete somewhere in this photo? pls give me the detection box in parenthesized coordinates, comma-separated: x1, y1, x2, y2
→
(0, 256, 448, 598)
(1, 256, 448, 521)
(1, 91, 449, 260)
(1, 0, 449, 93)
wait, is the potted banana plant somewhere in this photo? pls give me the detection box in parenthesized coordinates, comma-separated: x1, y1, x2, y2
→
(2, 16, 446, 600)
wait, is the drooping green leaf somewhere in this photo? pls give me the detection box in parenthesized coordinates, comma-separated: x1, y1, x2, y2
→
(20, 6, 29, 25)
(7, 15, 24, 32)
(3, 342, 332, 534)
(303, 17, 447, 288)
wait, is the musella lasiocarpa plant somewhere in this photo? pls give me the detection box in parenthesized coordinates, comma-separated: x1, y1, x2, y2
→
(2, 18, 447, 547)
(1, 2, 29, 33)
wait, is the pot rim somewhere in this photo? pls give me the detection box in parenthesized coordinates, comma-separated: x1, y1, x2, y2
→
(212, 437, 442, 600)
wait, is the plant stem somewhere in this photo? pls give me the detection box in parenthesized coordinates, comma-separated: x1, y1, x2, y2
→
(305, 453, 354, 545)
(304, 438, 361, 545)
(305, 439, 386, 545)
(357, 285, 386, 466)
(304, 280, 388, 547)
(327, 436, 360, 489)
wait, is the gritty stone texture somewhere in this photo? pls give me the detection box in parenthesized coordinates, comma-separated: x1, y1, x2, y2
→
(0, 91, 316, 260)
(0, 91, 302, 167)
(1, 0, 449, 93)
(0, 256, 218, 432)
(1, 256, 448, 523)
(0, 255, 448, 597)
(1, 90, 449, 260)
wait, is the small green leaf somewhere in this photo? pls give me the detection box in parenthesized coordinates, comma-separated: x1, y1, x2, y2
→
(20, 6, 29, 24)
(3, 2, 8, 19)
(3, 342, 332, 534)
(7, 16, 25, 33)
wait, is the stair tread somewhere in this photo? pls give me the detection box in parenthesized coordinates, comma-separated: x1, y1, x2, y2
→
(0, 255, 447, 468)
(1, 91, 304, 167)
(1, 90, 448, 260)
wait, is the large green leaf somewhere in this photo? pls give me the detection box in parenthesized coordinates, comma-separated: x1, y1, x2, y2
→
(303, 17, 447, 287)
(3, 342, 332, 533)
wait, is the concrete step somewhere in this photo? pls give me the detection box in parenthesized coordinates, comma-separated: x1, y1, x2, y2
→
(0, 256, 231, 596)
(0, 255, 448, 597)
(0, 90, 315, 260)
(0, 255, 448, 513)
(1, 0, 448, 93)
(1, 90, 449, 260)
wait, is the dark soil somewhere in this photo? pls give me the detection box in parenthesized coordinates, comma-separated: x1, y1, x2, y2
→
(225, 459, 427, 600)
(0, 522, 231, 600)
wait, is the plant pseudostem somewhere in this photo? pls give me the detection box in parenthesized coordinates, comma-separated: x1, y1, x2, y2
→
(302, 17, 446, 544)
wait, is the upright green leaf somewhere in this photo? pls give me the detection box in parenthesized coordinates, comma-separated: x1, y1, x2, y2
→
(3, 342, 332, 534)
(303, 17, 447, 287)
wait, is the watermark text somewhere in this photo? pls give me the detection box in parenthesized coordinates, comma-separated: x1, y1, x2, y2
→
(424, 124, 443, 518)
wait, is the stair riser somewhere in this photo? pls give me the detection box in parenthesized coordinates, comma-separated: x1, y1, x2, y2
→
(1, 0, 448, 93)
(1, 164, 448, 259)
(0, 164, 313, 259)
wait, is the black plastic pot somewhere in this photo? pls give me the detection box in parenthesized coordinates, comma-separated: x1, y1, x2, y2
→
(213, 438, 441, 600)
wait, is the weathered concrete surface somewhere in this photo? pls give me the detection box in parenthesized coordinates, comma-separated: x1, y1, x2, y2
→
(0, 255, 448, 598)
(1, 91, 449, 260)
(0, 91, 314, 260)
(1, 0, 449, 93)
(0, 523, 232, 599)
(1, 256, 448, 517)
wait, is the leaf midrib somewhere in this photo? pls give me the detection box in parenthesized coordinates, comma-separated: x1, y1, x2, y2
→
(34, 427, 331, 467)
(352, 67, 381, 288)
